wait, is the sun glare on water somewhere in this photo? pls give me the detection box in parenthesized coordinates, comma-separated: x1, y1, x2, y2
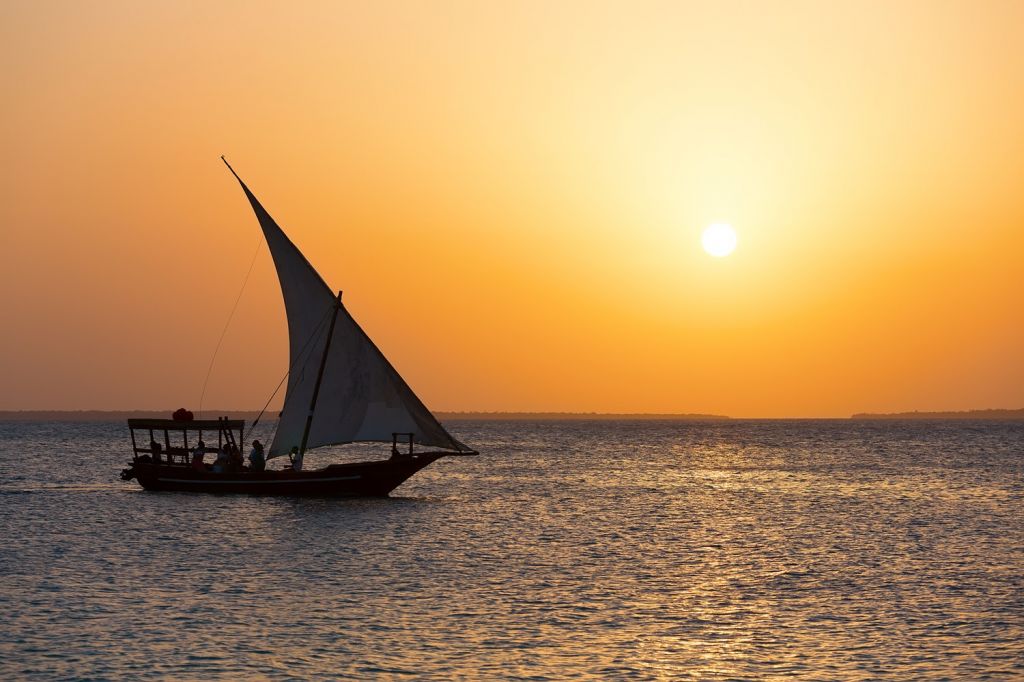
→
(702, 223, 738, 257)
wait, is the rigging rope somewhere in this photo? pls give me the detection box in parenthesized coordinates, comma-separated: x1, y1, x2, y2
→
(198, 235, 264, 418)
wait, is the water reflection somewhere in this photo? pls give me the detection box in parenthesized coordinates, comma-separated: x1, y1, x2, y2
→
(1, 420, 1022, 679)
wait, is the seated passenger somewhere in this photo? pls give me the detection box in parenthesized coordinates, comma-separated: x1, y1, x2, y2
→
(288, 446, 303, 472)
(212, 445, 231, 473)
(150, 440, 163, 464)
(229, 445, 244, 471)
(248, 440, 266, 472)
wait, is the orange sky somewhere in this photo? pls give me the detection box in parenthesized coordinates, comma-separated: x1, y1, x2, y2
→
(2, 1, 1022, 417)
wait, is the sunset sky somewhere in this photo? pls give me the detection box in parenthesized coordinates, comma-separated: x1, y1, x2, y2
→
(2, 1, 1022, 417)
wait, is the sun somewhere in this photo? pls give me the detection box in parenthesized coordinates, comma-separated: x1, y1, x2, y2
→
(702, 223, 737, 257)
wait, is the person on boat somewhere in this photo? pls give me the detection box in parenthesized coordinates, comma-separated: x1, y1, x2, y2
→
(212, 445, 231, 473)
(248, 440, 266, 472)
(229, 444, 244, 471)
(191, 441, 206, 469)
(288, 446, 303, 472)
(150, 440, 163, 464)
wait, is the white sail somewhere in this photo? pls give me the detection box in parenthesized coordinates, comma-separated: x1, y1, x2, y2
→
(223, 160, 467, 458)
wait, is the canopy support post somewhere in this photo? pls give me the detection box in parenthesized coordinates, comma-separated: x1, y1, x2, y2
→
(298, 292, 343, 457)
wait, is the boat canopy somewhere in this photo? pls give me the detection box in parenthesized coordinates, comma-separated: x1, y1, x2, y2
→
(223, 159, 472, 459)
(127, 417, 245, 465)
(127, 418, 245, 431)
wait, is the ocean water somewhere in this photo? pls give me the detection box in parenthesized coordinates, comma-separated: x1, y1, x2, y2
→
(1, 419, 1022, 680)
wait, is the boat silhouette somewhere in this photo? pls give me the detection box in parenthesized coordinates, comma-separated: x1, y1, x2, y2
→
(120, 158, 477, 495)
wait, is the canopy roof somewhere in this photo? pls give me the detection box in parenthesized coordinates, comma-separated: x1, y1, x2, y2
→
(127, 419, 244, 431)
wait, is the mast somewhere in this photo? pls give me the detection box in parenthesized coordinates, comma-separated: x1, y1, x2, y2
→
(298, 291, 343, 457)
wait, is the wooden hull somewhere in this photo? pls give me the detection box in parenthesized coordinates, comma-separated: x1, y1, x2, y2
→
(126, 454, 444, 497)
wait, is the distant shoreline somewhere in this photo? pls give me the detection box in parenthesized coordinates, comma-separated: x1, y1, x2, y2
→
(0, 410, 271, 422)
(850, 408, 1024, 420)
(439, 412, 731, 421)
(0, 410, 732, 422)
(2, 409, 1023, 422)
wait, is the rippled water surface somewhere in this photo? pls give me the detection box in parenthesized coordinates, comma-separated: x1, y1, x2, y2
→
(1, 419, 1023, 680)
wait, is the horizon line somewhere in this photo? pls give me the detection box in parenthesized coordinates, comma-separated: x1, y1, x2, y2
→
(1, 408, 1023, 421)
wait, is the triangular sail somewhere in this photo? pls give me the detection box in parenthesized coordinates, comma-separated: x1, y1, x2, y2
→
(222, 159, 466, 458)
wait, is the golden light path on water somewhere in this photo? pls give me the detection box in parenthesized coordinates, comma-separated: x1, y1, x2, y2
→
(1, 419, 1022, 679)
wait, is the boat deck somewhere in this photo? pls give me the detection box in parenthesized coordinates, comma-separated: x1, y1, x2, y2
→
(127, 453, 445, 496)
